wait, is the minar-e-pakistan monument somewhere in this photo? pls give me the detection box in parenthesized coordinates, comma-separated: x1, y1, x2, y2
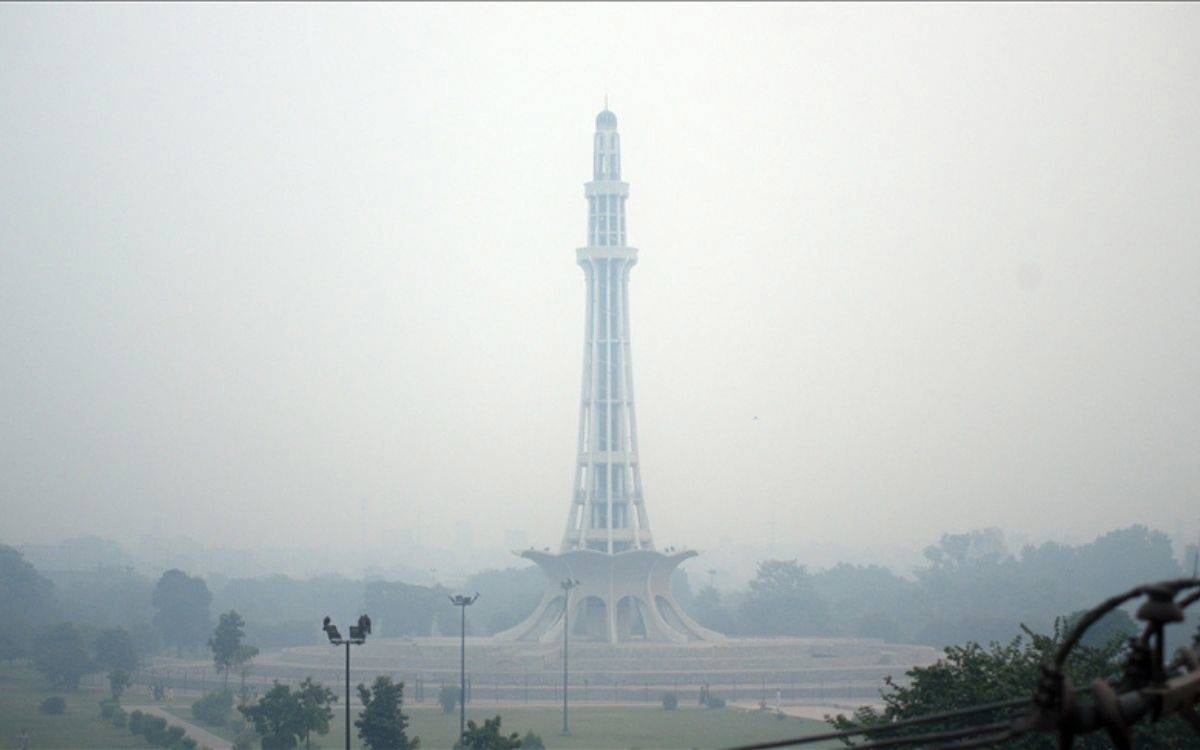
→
(497, 108, 722, 645)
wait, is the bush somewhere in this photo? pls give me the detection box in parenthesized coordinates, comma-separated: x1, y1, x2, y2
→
(39, 696, 66, 714)
(112, 707, 129, 728)
(704, 693, 726, 709)
(100, 698, 120, 718)
(192, 691, 233, 726)
(141, 714, 168, 745)
(661, 692, 678, 711)
(439, 684, 459, 714)
(165, 725, 186, 748)
(129, 709, 145, 734)
(522, 730, 546, 750)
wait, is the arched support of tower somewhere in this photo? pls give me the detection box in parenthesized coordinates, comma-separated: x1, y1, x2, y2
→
(494, 548, 724, 644)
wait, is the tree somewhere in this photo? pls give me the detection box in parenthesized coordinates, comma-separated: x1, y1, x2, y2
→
(0, 545, 57, 623)
(152, 569, 212, 657)
(356, 675, 419, 750)
(0, 620, 34, 664)
(828, 619, 1193, 749)
(95, 627, 138, 699)
(459, 567, 544, 635)
(688, 585, 737, 634)
(192, 690, 234, 726)
(295, 677, 336, 749)
(739, 560, 829, 635)
(455, 716, 520, 750)
(209, 610, 248, 691)
(520, 731, 545, 750)
(365, 581, 444, 636)
(239, 682, 304, 750)
(235, 644, 260, 704)
(33, 622, 91, 689)
(1064, 607, 1137, 649)
(0, 545, 57, 663)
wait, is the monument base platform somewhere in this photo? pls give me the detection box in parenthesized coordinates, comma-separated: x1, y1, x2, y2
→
(495, 548, 723, 644)
(257, 636, 938, 707)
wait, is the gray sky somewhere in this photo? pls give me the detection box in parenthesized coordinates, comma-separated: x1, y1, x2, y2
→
(2, 3, 1198, 569)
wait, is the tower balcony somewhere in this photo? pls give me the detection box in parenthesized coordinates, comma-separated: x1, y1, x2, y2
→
(577, 246, 637, 263)
(584, 180, 629, 198)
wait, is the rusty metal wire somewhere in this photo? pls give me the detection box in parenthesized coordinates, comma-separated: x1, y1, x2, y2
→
(722, 699, 1030, 750)
(722, 577, 1200, 750)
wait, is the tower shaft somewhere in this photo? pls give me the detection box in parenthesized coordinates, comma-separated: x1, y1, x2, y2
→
(563, 110, 652, 554)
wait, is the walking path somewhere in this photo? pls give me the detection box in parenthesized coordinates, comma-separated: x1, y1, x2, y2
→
(126, 706, 232, 750)
(731, 700, 885, 721)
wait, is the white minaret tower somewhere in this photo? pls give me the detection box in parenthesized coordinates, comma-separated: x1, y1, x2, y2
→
(562, 105, 653, 555)
(497, 107, 721, 644)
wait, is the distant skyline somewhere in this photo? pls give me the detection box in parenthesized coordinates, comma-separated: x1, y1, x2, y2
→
(2, 4, 1198, 566)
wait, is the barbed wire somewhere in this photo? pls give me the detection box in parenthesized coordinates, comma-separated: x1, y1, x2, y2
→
(724, 577, 1200, 750)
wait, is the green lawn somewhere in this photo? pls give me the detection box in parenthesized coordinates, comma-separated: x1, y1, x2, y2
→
(0, 666, 146, 750)
(0, 664, 838, 750)
(162, 702, 840, 750)
(308, 705, 839, 750)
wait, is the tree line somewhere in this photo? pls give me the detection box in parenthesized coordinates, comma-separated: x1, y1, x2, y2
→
(686, 525, 1195, 648)
(2, 524, 1194, 668)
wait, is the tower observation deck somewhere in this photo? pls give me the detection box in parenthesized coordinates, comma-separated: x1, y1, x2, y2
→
(496, 108, 721, 644)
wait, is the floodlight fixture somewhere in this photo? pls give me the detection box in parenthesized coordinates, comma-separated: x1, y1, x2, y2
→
(449, 592, 481, 740)
(320, 614, 371, 750)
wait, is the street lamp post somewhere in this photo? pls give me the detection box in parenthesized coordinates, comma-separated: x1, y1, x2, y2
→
(560, 578, 579, 735)
(449, 593, 480, 743)
(323, 614, 372, 750)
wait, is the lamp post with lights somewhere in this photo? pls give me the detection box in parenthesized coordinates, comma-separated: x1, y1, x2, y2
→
(560, 578, 579, 735)
(448, 593, 479, 742)
(322, 614, 371, 750)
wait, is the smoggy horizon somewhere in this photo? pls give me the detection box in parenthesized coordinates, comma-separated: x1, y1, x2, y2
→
(2, 5, 1198, 574)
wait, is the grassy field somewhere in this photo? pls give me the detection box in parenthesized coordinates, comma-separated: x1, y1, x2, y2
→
(1, 664, 838, 749)
(166, 702, 840, 750)
(303, 704, 840, 750)
(0, 666, 146, 750)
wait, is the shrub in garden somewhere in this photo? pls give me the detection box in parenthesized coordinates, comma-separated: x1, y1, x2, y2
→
(704, 693, 726, 709)
(192, 690, 233, 726)
(522, 731, 546, 750)
(661, 692, 678, 711)
(142, 714, 168, 745)
(164, 725, 187, 748)
(112, 707, 129, 728)
(39, 696, 66, 714)
(129, 709, 145, 734)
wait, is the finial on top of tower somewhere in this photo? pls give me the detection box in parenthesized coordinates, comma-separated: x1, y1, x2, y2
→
(595, 96, 617, 131)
